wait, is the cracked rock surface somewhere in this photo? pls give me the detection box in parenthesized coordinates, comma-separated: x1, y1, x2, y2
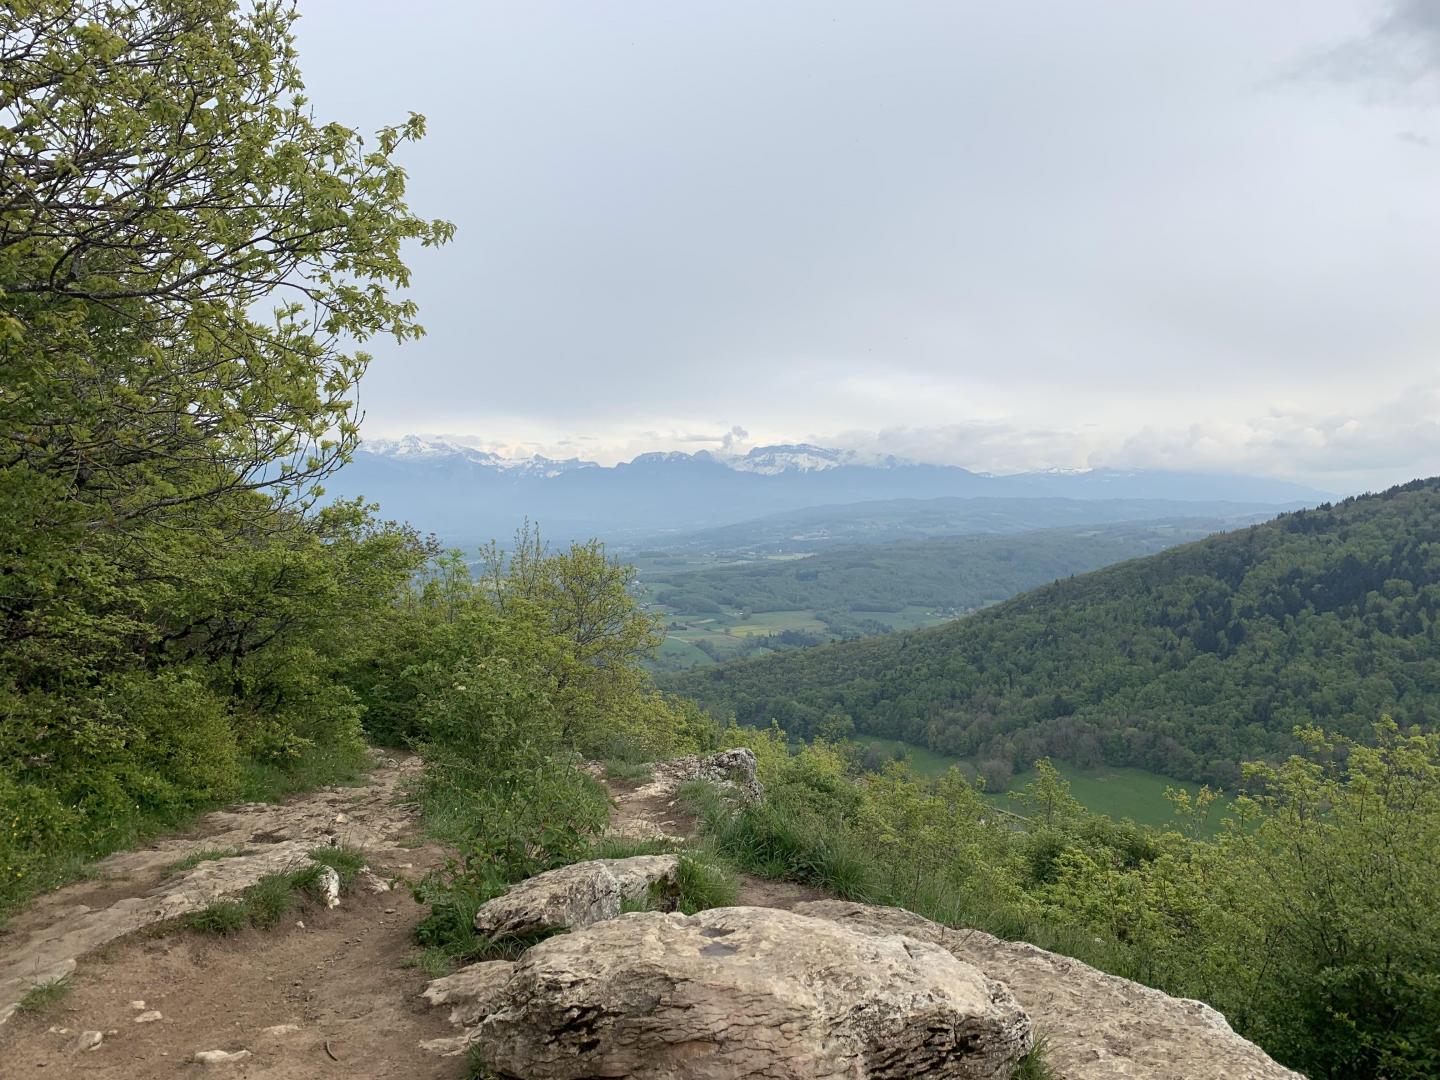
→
(472, 855, 681, 941)
(793, 901, 1303, 1080)
(450, 905, 1033, 1080)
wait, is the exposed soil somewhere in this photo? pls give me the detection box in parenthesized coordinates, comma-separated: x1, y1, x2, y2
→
(0, 754, 818, 1078)
(0, 757, 468, 1079)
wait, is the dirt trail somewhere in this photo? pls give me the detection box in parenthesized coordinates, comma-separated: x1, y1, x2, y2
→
(0, 755, 816, 1079)
(600, 771, 822, 910)
(0, 757, 466, 1079)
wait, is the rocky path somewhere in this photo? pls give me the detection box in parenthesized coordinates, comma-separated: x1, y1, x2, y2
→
(0, 756, 466, 1078)
(596, 756, 823, 910)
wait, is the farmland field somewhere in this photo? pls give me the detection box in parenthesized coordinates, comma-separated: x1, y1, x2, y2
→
(853, 737, 1235, 832)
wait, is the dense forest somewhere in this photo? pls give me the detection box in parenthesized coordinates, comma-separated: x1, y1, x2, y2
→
(666, 480, 1440, 787)
(643, 521, 1226, 620)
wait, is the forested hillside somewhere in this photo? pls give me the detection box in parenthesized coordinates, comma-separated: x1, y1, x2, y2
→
(667, 480, 1440, 786)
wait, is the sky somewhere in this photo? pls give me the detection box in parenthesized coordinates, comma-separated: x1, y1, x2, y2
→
(292, 0, 1440, 491)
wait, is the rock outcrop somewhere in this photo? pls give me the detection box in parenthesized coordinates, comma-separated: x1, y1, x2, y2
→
(649, 747, 765, 805)
(434, 905, 1032, 1079)
(471, 855, 680, 940)
(793, 901, 1303, 1080)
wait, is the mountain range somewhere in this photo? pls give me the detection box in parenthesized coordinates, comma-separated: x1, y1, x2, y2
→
(331, 435, 1330, 543)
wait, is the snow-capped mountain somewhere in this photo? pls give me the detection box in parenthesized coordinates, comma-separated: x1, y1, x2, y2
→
(361, 435, 596, 478)
(359, 436, 902, 478)
(331, 434, 1329, 544)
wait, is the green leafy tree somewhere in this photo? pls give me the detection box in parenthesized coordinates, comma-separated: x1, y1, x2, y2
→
(0, 0, 449, 916)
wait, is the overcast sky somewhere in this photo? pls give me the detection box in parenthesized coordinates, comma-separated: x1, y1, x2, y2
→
(293, 0, 1440, 490)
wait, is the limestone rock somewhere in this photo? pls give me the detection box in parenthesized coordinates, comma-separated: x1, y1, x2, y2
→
(316, 865, 342, 909)
(421, 960, 516, 1028)
(69, 1029, 103, 1052)
(134, 1010, 162, 1023)
(793, 901, 1302, 1080)
(193, 1049, 252, 1065)
(651, 747, 765, 805)
(471, 855, 679, 940)
(447, 905, 1032, 1079)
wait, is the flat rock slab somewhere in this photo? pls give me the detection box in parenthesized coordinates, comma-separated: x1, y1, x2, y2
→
(793, 901, 1303, 1080)
(442, 905, 1033, 1079)
(472, 855, 680, 940)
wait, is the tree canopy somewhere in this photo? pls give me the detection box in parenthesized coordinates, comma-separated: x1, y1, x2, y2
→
(666, 479, 1440, 786)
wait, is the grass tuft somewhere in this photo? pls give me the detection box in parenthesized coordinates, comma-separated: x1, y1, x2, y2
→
(1013, 1035, 1056, 1080)
(308, 844, 367, 889)
(185, 898, 248, 935)
(184, 853, 361, 935)
(587, 836, 677, 860)
(601, 759, 654, 783)
(15, 975, 71, 1015)
(673, 854, 739, 914)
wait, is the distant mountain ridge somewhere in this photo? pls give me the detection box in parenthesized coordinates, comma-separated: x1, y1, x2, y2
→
(329, 434, 1332, 542)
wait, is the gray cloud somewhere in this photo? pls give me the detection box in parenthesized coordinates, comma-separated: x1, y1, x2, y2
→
(1296, 0, 1440, 104)
(292, 1, 1440, 495)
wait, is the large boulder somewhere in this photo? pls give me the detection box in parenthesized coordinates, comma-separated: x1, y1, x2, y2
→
(793, 901, 1303, 1080)
(472, 855, 679, 940)
(435, 905, 1032, 1079)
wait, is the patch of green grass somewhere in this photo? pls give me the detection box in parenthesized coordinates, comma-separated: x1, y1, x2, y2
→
(852, 737, 1235, 833)
(245, 868, 316, 928)
(602, 759, 654, 783)
(184, 854, 359, 935)
(409, 945, 457, 979)
(672, 854, 738, 913)
(308, 844, 367, 889)
(15, 975, 71, 1015)
(1013, 1035, 1056, 1080)
(237, 742, 371, 803)
(993, 763, 1235, 834)
(679, 782, 882, 903)
(165, 846, 249, 875)
(588, 835, 678, 860)
(186, 898, 249, 934)
(853, 737, 965, 779)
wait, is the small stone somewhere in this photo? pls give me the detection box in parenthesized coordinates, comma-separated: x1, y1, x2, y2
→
(295, 920, 305, 929)
(46, 1026, 70, 1035)
(334, 813, 349, 824)
(383, 908, 397, 915)
(261, 1023, 300, 1036)
(135, 1010, 162, 1023)
(69, 1030, 103, 1052)
(358, 868, 391, 894)
(193, 1049, 252, 1065)
(128, 1000, 146, 1010)
(316, 865, 341, 909)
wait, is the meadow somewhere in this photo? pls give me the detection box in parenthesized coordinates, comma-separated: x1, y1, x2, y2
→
(855, 737, 1235, 832)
